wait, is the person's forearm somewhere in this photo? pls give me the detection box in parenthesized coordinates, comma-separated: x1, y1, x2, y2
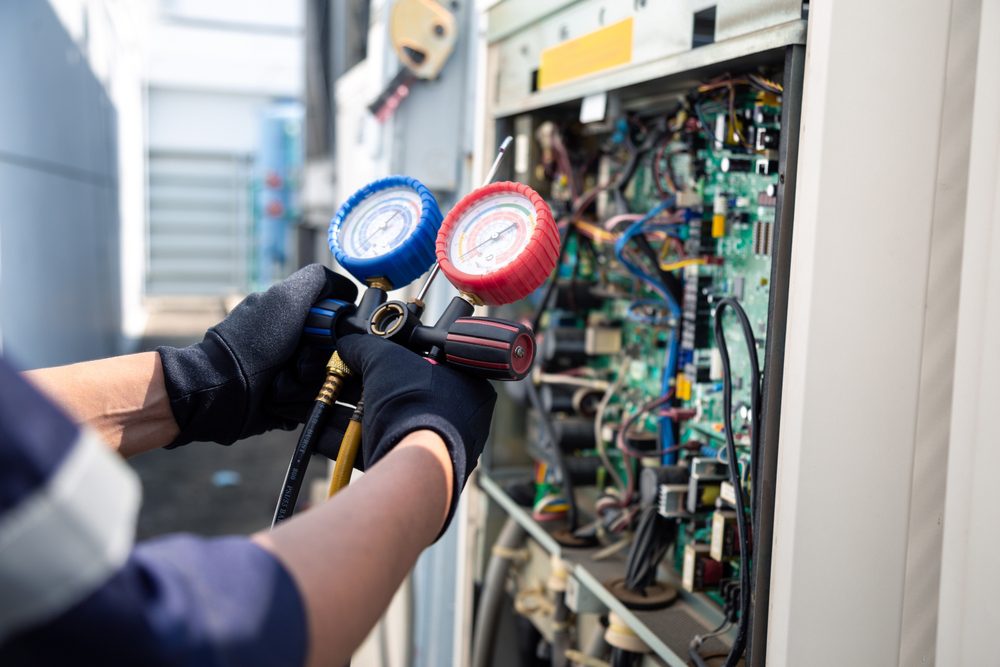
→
(253, 429, 454, 667)
(24, 352, 179, 457)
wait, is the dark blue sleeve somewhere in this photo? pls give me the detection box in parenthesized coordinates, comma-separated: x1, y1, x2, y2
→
(1, 354, 308, 666)
(1, 535, 308, 667)
(0, 356, 79, 512)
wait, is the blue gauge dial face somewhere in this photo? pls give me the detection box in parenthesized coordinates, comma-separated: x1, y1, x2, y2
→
(338, 187, 423, 259)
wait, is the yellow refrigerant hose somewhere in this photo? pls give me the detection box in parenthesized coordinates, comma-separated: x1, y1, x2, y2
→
(328, 398, 364, 497)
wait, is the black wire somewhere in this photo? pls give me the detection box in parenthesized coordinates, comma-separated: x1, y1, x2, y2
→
(623, 507, 677, 591)
(272, 399, 330, 526)
(712, 297, 761, 667)
(530, 224, 574, 333)
(632, 233, 684, 310)
(525, 378, 579, 530)
(526, 222, 582, 530)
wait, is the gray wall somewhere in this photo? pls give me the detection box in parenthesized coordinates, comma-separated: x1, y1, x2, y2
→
(0, 1, 122, 368)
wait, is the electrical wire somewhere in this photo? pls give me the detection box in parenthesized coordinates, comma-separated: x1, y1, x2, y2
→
(593, 356, 632, 496)
(659, 257, 708, 272)
(526, 174, 627, 531)
(625, 300, 673, 326)
(623, 506, 678, 592)
(603, 213, 644, 232)
(613, 204, 684, 466)
(615, 393, 678, 459)
(526, 378, 580, 530)
(712, 297, 761, 667)
(688, 619, 733, 667)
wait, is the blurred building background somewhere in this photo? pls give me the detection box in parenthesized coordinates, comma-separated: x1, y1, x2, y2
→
(144, 0, 304, 295)
(0, 0, 304, 368)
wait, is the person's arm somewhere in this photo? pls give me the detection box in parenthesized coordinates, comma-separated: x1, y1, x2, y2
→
(254, 429, 453, 667)
(24, 264, 360, 457)
(24, 352, 178, 457)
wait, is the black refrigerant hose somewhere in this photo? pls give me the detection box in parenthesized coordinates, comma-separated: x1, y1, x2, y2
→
(271, 399, 331, 527)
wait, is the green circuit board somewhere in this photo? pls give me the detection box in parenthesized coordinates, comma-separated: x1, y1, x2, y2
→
(526, 81, 783, 608)
(575, 93, 781, 461)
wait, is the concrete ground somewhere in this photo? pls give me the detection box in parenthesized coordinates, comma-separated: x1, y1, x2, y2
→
(130, 296, 327, 540)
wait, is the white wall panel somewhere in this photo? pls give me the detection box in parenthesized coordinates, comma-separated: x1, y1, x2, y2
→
(767, 0, 977, 664)
(936, 1, 1000, 663)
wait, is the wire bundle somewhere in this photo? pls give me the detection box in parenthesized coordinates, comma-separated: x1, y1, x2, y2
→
(623, 507, 678, 592)
(708, 297, 761, 667)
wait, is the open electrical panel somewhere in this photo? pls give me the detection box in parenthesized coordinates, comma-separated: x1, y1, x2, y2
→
(474, 3, 806, 665)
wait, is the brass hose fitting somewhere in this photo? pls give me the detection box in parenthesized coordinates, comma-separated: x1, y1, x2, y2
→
(317, 352, 352, 405)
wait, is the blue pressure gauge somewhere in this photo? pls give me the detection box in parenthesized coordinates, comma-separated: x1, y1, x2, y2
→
(328, 175, 442, 288)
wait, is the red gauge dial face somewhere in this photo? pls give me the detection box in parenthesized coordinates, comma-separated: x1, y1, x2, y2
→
(437, 182, 560, 307)
(445, 192, 536, 276)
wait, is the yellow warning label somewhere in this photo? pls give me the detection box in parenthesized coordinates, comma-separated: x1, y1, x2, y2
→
(538, 18, 633, 90)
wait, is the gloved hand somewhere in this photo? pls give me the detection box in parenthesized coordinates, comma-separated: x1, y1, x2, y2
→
(158, 264, 358, 447)
(331, 334, 497, 533)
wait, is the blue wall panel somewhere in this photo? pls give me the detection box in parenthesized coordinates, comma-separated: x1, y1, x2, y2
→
(0, 1, 122, 368)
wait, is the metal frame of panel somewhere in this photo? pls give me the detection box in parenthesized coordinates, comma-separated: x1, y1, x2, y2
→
(485, 0, 804, 117)
(749, 43, 805, 667)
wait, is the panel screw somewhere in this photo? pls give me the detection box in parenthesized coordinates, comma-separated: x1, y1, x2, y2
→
(514, 346, 526, 358)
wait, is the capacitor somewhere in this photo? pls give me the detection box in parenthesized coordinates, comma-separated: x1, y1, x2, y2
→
(711, 192, 728, 238)
(552, 417, 598, 452)
(720, 156, 752, 173)
(571, 387, 604, 418)
(553, 281, 606, 310)
(541, 327, 588, 369)
(540, 384, 576, 414)
(563, 456, 605, 485)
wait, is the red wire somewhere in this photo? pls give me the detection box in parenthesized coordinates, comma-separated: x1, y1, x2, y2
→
(616, 392, 674, 503)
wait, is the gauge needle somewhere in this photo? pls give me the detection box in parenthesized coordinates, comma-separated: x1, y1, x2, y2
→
(363, 210, 403, 245)
(460, 223, 517, 259)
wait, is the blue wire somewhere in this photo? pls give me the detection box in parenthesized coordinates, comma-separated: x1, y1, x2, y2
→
(613, 198, 681, 318)
(614, 198, 683, 463)
(660, 329, 680, 463)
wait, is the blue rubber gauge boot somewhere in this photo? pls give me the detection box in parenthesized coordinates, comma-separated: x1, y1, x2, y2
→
(328, 175, 443, 289)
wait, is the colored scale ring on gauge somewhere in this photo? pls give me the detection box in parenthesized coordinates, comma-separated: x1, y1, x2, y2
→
(328, 175, 442, 289)
(436, 181, 559, 306)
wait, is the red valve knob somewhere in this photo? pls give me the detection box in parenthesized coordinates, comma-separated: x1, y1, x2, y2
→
(442, 316, 535, 381)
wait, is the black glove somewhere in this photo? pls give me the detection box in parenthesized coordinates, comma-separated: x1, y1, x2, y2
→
(158, 264, 358, 446)
(333, 334, 497, 533)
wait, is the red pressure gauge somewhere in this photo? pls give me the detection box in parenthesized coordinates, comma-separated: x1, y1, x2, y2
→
(436, 181, 559, 306)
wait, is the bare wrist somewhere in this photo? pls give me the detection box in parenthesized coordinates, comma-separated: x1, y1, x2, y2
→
(394, 430, 454, 533)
